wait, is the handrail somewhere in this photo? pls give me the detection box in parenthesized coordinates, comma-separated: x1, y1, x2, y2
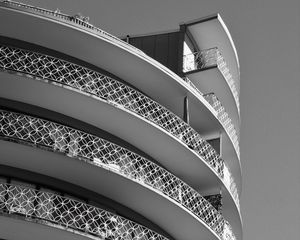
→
(0, 182, 168, 240)
(0, 110, 236, 240)
(0, 44, 239, 209)
(183, 48, 240, 116)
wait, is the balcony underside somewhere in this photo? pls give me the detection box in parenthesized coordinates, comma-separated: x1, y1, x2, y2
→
(0, 215, 93, 240)
(0, 140, 223, 240)
(0, 6, 229, 149)
(185, 15, 240, 95)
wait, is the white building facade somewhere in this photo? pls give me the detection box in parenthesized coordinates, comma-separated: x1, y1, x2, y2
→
(0, 1, 242, 240)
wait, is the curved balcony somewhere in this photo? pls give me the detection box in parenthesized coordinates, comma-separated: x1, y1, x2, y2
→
(183, 48, 240, 118)
(203, 93, 239, 208)
(0, 44, 240, 210)
(182, 76, 239, 165)
(184, 15, 240, 97)
(203, 93, 239, 162)
(0, 0, 145, 57)
(0, 109, 236, 240)
(0, 182, 167, 240)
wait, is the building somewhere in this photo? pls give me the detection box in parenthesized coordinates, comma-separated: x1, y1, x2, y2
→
(0, 1, 242, 240)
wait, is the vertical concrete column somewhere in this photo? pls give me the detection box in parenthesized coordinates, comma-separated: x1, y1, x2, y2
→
(183, 96, 189, 124)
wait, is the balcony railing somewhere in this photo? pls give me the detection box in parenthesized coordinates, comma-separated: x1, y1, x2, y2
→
(0, 44, 239, 209)
(183, 48, 240, 115)
(183, 48, 218, 72)
(203, 93, 240, 159)
(0, 110, 236, 240)
(0, 181, 168, 240)
(0, 0, 145, 56)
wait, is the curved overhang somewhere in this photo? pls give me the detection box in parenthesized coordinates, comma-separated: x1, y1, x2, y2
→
(0, 4, 237, 154)
(184, 14, 240, 96)
(0, 74, 242, 238)
(185, 66, 240, 133)
(186, 68, 241, 174)
(0, 139, 229, 240)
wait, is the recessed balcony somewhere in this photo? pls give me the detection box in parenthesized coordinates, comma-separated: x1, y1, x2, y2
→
(0, 110, 237, 240)
(183, 48, 240, 120)
(182, 76, 240, 164)
(203, 93, 239, 161)
(183, 14, 240, 100)
(0, 181, 167, 240)
(0, 44, 240, 211)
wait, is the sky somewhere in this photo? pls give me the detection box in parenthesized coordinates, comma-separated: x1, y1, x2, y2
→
(17, 0, 300, 239)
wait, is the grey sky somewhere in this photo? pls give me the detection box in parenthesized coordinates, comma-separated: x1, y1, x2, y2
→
(18, 0, 300, 239)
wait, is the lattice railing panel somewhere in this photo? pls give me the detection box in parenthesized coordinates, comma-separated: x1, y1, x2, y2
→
(0, 110, 236, 240)
(0, 44, 226, 185)
(0, 182, 167, 240)
(183, 48, 218, 72)
(183, 48, 240, 117)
